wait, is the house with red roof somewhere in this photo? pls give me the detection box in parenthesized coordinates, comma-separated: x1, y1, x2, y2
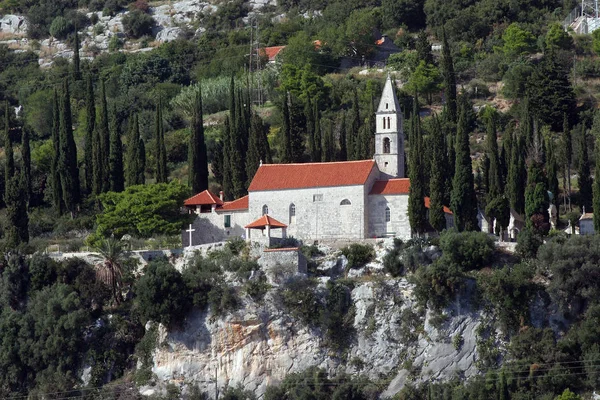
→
(182, 76, 453, 246)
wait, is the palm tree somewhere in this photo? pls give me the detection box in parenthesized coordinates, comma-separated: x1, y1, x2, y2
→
(92, 237, 128, 305)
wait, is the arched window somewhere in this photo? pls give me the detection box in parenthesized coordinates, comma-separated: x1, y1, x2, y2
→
(340, 199, 351, 206)
(262, 205, 268, 215)
(289, 203, 296, 224)
(382, 118, 386, 130)
(387, 116, 391, 129)
(385, 206, 391, 222)
(383, 137, 391, 154)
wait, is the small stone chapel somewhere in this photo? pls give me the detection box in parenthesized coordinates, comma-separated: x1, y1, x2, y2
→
(182, 75, 453, 246)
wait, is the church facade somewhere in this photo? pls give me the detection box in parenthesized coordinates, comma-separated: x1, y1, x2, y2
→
(182, 76, 453, 246)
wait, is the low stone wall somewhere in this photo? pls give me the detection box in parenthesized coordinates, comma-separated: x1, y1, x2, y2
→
(258, 248, 307, 284)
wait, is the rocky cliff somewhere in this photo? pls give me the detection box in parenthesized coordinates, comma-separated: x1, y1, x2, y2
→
(145, 241, 488, 398)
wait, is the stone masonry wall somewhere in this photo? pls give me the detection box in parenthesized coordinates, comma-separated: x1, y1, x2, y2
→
(182, 210, 252, 246)
(368, 193, 411, 240)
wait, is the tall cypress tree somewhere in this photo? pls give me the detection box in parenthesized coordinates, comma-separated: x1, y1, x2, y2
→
(98, 79, 110, 193)
(108, 105, 124, 192)
(429, 115, 447, 232)
(408, 96, 428, 235)
(222, 116, 233, 200)
(350, 88, 360, 160)
(51, 90, 63, 214)
(259, 114, 272, 164)
(155, 99, 168, 183)
(189, 88, 209, 194)
(508, 133, 526, 215)
(314, 104, 322, 162)
(21, 125, 31, 206)
(322, 118, 335, 162)
(125, 113, 144, 186)
(524, 161, 548, 228)
(450, 95, 478, 231)
(593, 134, 600, 230)
(72, 30, 81, 81)
(230, 111, 246, 198)
(485, 109, 502, 199)
(338, 112, 347, 161)
(306, 99, 316, 161)
(441, 29, 457, 125)
(84, 74, 95, 194)
(58, 79, 80, 214)
(246, 113, 263, 186)
(138, 134, 146, 185)
(416, 30, 434, 65)
(563, 113, 572, 211)
(4, 102, 13, 180)
(281, 94, 292, 163)
(578, 125, 592, 211)
(212, 139, 224, 187)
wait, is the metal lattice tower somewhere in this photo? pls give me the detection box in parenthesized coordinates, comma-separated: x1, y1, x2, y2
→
(564, 0, 600, 33)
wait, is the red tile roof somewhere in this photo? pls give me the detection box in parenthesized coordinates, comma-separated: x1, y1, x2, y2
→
(260, 46, 286, 62)
(220, 195, 249, 211)
(245, 214, 287, 229)
(248, 160, 377, 191)
(369, 179, 410, 195)
(184, 190, 223, 206)
(424, 196, 452, 215)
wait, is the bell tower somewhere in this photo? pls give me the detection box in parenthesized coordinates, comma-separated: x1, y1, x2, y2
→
(374, 75, 404, 179)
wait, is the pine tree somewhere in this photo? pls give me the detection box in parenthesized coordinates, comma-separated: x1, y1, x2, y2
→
(281, 93, 292, 163)
(222, 117, 233, 200)
(450, 95, 478, 231)
(578, 125, 592, 211)
(98, 79, 110, 193)
(441, 29, 457, 124)
(408, 96, 428, 235)
(108, 105, 124, 192)
(21, 125, 31, 206)
(485, 109, 502, 199)
(429, 115, 447, 232)
(72, 30, 81, 81)
(155, 99, 168, 183)
(51, 90, 63, 213)
(58, 79, 80, 214)
(189, 89, 209, 193)
(84, 74, 95, 195)
(338, 112, 347, 161)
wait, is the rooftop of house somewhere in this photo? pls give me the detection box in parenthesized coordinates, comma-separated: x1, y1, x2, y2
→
(245, 214, 287, 229)
(248, 160, 377, 192)
(183, 190, 223, 207)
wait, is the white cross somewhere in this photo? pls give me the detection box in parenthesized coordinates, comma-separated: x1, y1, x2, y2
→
(186, 224, 196, 247)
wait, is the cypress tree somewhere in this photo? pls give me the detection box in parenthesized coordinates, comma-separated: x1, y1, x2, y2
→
(525, 161, 548, 228)
(485, 108, 502, 199)
(4, 102, 13, 180)
(51, 90, 63, 213)
(108, 105, 124, 192)
(450, 95, 478, 231)
(98, 79, 110, 193)
(84, 74, 95, 194)
(230, 114, 246, 198)
(21, 125, 31, 206)
(416, 30, 434, 65)
(212, 139, 224, 186)
(441, 29, 457, 124)
(281, 93, 292, 163)
(222, 117, 233, 200)
(563, 113, 572, 211)
(246, 113, 263, 186)
(594, 135, 600, 230)
(58, 79, 80, 214)
(408, 96, 428, 235)
(429, 115, 447, 232)
(314, 104, 322, 162)
(547, 139, 559, 206)
(322, 118, 335, 162)
(138, 134, 146, 185)
(338, 112, 347, 161)
(72, 30, 81, 81)
(288, 96, 306, 162)
(5, 173, 28, 248)
(155, 99, 168, 183)
(259, 114, 272, 164)
(578, 125, 592, 211)
(189, 88, 209, 193)
(125, 114, 145, 187)
(350, 88, 360, 160)
(508, 133, 526, 215)
(306, 99, 316, 161)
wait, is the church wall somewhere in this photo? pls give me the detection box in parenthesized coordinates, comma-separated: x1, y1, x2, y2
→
(183, 210, 252, 246)
(249, 184, 368, 241)
(367, 194, 411, 240)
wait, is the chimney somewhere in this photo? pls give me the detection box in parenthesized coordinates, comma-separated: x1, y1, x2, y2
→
(219, 191, 224, 201)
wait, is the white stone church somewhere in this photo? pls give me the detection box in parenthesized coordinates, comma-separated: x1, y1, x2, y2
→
(182, 76, 453, 246)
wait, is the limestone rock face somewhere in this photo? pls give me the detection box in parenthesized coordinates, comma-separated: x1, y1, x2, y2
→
(0, 15, 28, 35)
(150, 276, 481, 398)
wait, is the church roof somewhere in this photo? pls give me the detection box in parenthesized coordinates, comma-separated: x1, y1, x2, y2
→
(369, 178, 410, 195)
(245, 214, 287, 229)
(248, 160, 377, 191)
(220, 195, 249, 211)
(184, 190, 223, 206)
(377, 75, 401, 114)
(370, 179, 452, 214)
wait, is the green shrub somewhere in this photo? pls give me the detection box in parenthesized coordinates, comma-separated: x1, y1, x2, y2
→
(108, 35, 123, 52)
(320, 281, 355, 350)
(134, 324, 158, 385)
(439, 230, 495, 271)
(301, 244, 324, 258)
(516, 227, 543, 259)
(122, 10, 155, 38)
(182, 254, 221, 309)
(49, 16, 73, 40)
(341, 243, 375, 269)
(134, 260, 190, 327)
(225, 236, 247, 256)
(279, 277, 320, 326)
(412, 261, 465, 310)
(207, 284, 239, 317)
(245, 275, 270, 302)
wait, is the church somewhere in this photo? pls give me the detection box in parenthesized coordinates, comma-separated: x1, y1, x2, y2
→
(182, 75, 453, 246)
